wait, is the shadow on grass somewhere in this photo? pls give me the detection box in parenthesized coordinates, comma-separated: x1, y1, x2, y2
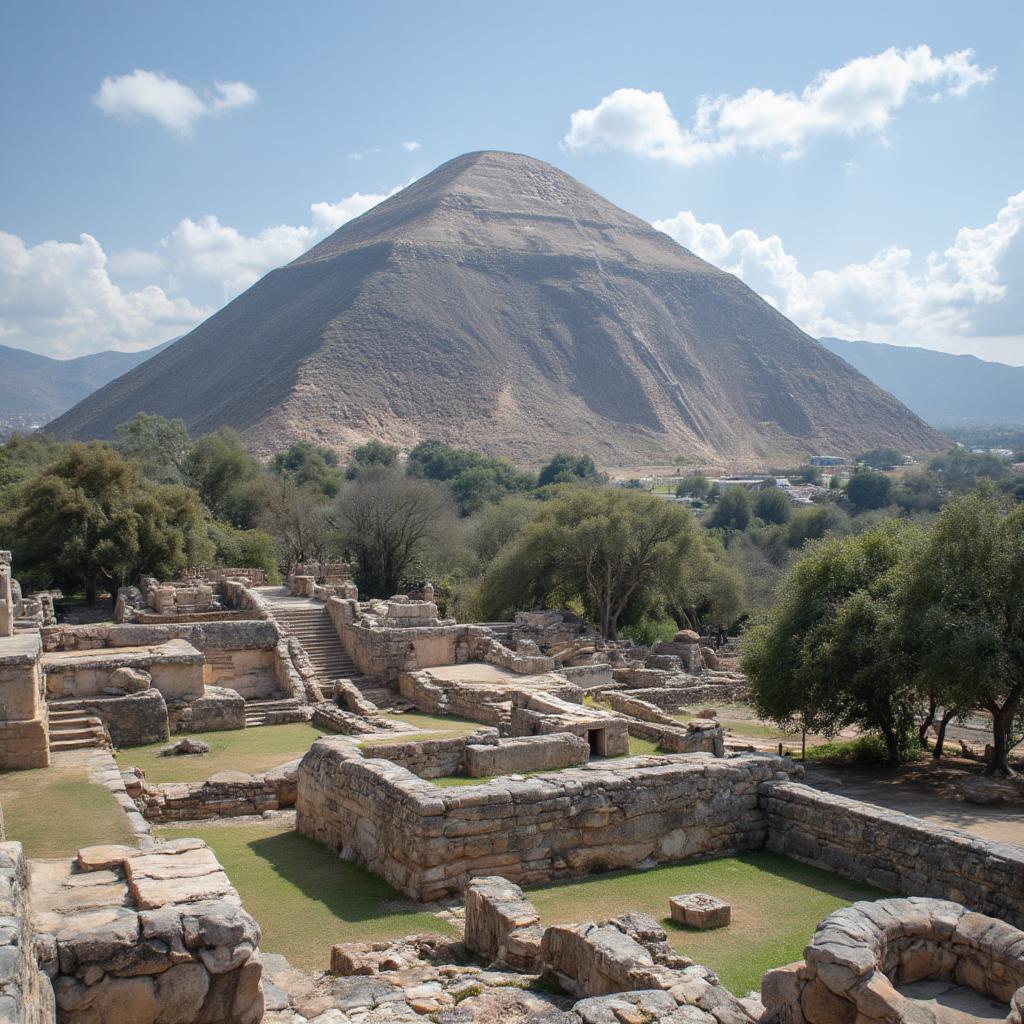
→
(247, 829, 429, 926)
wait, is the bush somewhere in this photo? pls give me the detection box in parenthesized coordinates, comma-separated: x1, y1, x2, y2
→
(755, 488, 792, 525)
(804, 734, 920, 764)
(845, 470, 893, 513)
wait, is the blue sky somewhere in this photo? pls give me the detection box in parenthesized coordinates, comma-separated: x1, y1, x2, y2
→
(1, 0, 1022, 364)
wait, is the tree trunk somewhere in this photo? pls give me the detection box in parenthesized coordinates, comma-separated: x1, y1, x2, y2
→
(881, 726, 901, 765)
(918, 695, 936, 750)
(986, 691, 1021, 777)
(85, 576, 97, 604)
(932, 709, 954, 759)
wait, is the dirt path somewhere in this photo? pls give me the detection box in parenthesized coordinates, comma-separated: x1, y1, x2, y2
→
(803, 759, 1024, 848)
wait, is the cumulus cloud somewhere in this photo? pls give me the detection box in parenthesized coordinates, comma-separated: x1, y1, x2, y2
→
(93, 69, 256, 136)
(0, 184, 404, 357)
(653, 191, 1024, 364)
(400, 141, 421, 151)
(0, 232, 210, 357)
(564, 46, 994, 166)
(165, 185, 404, 298)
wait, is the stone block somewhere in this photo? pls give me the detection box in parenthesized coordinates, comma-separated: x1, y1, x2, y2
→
(669, 894, 731, 930)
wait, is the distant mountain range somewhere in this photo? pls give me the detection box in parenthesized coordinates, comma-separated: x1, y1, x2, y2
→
(0, 340, 173, 425)
(820, 338, 1024, 427)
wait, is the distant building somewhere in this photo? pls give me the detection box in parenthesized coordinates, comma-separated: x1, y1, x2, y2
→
(711, 477, 769, 491)
(810, 455, 846, 467)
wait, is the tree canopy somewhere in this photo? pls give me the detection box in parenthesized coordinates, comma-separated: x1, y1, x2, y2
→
(479, 488, 699, 638)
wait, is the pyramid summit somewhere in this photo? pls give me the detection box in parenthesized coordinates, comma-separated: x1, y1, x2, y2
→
(48, 150, 947, 463)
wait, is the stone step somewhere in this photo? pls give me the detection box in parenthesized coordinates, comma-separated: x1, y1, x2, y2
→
(50, 726, 102, 742)
(50, 736, 104, 751)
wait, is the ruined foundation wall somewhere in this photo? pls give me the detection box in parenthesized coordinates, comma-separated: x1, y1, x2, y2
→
(0, 634, 49, 769)
(761, 780, 1024, 929)
(297, 739, 794, 901)
(0, 842, 55, 1023)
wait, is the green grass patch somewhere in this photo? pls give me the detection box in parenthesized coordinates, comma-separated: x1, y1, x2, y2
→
(117, 723, 328, 783)
(0, 765, 133, 858)
(803, 736, 893, 764)
(377, 711, 483, 737)
(156, 821, 456, 971)
(526, 851, 885, 995)
(627, 736, 662, 756)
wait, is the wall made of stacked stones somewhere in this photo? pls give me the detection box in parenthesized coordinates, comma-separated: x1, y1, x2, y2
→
(339, 620, 472, 680)
(297, 739, 793, 901)
(0, 842, 55, 1023)
(0, 634, 49, 770)
(761, 781, 1024, 929)
(359, 734, 483, 779)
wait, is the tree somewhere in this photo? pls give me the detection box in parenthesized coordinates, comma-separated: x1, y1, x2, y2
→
(537, 453, 602, 488)
(257, 476, 333, 568)
(270, 441, 343, 497)
(479, 488, 699, 639)
(858, 447, 903, 471)
(900, 492, 1024, 775)
(845, 469, 893, 512)
(755, 487, 792, 525)
(675, 474, 710, 499)
(345, 440, 399, 479)
(741, 523, 924, 763)
(707, 487, 752, 532)
(2, 443, 211, 602)
(207, 521, 280, 582)
(785, 504, 848, 548)
(184, 429, 261, 525)
(115, 413, 191, 484)
(335, 475, 456, 597)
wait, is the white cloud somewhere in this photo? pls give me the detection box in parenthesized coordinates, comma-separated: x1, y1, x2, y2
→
(653, 191, 1024, 364)
(0, 231, 210, 357)
(165, 185, 404, 298)
(93, 69, 257, 136)
(0, 184, 404, 357)
(564, 46, 993, 166)
(400, 141, 421, 151)
(108, 249, 165, 276)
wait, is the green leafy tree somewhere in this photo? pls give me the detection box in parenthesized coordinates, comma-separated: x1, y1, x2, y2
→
(928, 449, 1008, 491)
(675, 474, 710, 499)
(785, 504, 848, 548)
(345, 440, 399, 479)
(900, 491, 1024, 775)
(257, 476, 334, 568)
(707, 487, 752, 532)
(270, 441, 344, 497)
(755, 487, 792, 525)
(3, 443, 211, 602)
(207, 521, 280, 582)
(184, 429, 262, 525)
(479, 488, 698, 639)
(742, 523, 924, 763)
(115, 413, 191, 484)
(335, 474, 456, 597)
(537, 453, 603, 488)
(845, 469, 893, 512)
(857, 447, 903, 471)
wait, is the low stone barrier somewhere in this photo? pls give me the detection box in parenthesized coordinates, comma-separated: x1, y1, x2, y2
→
(463, 876, 543, 971)
(127, 760, 300, 821)
(623, 717, 725, 756)
(761, 780, 1024, 929)
(463, 733, 589, 777)
(75, 688, 169, 746)
(603, 690, 677, 725)
(297, 739, 795, 900)
(761, 897, 1024, 1024)
(0, 841, 55, 1022)
(359, 731, 496, 779)
(0, 633, 49, 769)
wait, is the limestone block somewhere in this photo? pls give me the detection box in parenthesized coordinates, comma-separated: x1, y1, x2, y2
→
(464, 876, 541, 968)
(669, 894, 731, 930)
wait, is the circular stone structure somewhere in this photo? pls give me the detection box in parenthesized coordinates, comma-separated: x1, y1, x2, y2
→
(762, 897, 1024, 1024)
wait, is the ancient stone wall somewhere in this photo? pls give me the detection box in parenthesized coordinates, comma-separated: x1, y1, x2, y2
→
(358, 733, 492, 779)
(76, 689, 169, 747)
(761, 780, 1024, 929)
(463, 733, 589, 777)
(0, 841, 56, 1023)
(0, 633, 49, 769)
(127, 761, 299, 821)
(167, 686, 246, 734)
(32, 840, 264, 1024)
(297, 739, 794, 901)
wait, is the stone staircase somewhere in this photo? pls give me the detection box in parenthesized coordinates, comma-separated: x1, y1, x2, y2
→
(476, 622, 514, 643)
(244, 697, 305, 728)
(261, 591, 359, 683)
(47, 700, 108, 752)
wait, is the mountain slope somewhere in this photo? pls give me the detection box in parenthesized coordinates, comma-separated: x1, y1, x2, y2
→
(820, 337, 1024, 427)
(48, 151, 947, 464)
(0, 340, 173, 419)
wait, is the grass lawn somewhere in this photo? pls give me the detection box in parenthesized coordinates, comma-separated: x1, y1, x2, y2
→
(363, 712, 488, 748)
(117, 723, 328, 784)
(157, 821, 456, 972)
(0, 765, 134, 858)
(526, 851, 885, 995)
